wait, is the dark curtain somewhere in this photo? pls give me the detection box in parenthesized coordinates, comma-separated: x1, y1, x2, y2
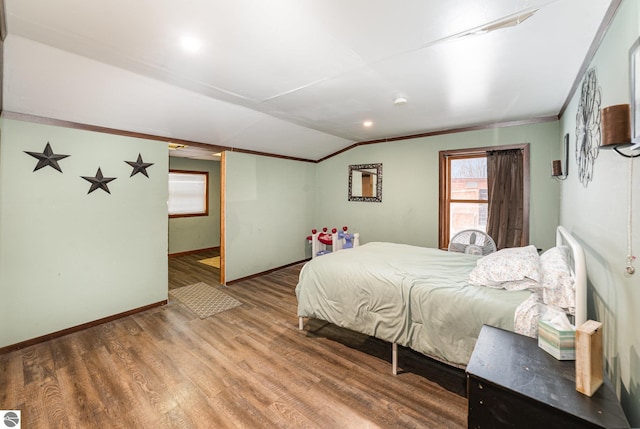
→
(486, 149, 524, 249)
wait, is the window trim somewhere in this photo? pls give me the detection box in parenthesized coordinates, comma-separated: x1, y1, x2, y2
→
(168, 169, 209, 219)
(438, 144, 530, 249)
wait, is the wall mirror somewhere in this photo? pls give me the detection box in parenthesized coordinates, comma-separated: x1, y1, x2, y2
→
(348, 163, 382, 202)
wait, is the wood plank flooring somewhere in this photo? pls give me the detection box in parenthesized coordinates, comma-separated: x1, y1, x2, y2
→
(1, 252, 468, 428)
(169, 248, 220, 290)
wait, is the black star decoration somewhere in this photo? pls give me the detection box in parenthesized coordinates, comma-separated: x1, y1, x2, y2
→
(125, 153, 154, 177)
(81, 167, 117, 194)
(24, 142, 70, 173)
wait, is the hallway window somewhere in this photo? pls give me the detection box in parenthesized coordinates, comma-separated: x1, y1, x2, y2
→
(168, 170, 209, 217)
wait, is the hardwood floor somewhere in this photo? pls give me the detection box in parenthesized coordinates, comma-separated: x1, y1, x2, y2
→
(1, 252, 468, 428)
(169, 248, 220, 290)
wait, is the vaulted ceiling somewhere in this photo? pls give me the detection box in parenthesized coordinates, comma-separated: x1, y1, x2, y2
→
(2, 0, 616, 161)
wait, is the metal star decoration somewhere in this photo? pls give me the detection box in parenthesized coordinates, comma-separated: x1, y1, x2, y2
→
(125, 153, 154, 177)
(81, 167, 117, 194)
(24, 142, 70, 173)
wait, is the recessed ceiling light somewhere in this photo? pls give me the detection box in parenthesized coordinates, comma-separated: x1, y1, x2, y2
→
(394, 96, 408, 106)
(363, 120, 373, 128)
(180, 36, 202, 53)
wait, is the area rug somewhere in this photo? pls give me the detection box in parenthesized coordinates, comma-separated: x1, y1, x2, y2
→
(198, 256, 220, 268)
(169, 282, 242, 318)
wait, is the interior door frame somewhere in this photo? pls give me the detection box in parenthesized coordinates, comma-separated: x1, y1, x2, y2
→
(220, 151, 226, 285)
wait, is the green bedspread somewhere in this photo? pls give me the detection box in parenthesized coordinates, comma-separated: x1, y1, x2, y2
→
(296, 242, 532, 366)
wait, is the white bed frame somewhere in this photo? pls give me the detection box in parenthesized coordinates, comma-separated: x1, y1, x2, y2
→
(557, 225, 587, 328)
(299, 226, 587, 375)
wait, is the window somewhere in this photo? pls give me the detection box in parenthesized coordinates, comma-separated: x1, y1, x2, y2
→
(439, 144, 530, 250)
(168, 170, 209, 218)
(439, 153, 488, 248)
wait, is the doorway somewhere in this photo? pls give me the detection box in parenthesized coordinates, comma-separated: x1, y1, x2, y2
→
(167, 149, 223, 289)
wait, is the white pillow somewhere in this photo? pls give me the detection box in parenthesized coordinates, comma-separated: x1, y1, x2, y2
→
(469, 245, 541, 291)
(540, 246, 575, 313)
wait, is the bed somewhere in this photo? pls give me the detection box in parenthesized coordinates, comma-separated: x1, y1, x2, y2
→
(296, 226, 586, 373)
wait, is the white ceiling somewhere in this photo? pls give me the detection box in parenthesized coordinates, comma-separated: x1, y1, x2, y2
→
(2, 0, 615, 161)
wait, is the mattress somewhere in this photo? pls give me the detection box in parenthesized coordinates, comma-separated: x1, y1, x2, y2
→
(296, 242, 533, 366)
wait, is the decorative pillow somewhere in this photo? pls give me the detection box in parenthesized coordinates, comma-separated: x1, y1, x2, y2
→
(469, 245, 542, 291)
(540, 246, 575, 313)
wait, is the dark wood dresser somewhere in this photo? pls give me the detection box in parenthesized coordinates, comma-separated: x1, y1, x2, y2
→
(466, 325, 630, 429)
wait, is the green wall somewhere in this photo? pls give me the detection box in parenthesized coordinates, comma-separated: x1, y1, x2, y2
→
(224, 151, 316, 281)
(168, 157, 220, 254)
(3, 4, 638, 420)
(315, 121, 561, 251)
(559, 0, 640, 424)
(0, 118, 168, 348)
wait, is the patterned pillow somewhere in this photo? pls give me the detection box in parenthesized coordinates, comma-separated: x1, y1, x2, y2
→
(540, 246, 575, 313)
(469, 245, 542, 291)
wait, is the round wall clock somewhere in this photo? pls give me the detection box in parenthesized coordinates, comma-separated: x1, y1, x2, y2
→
(575, 67, 601, 187)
